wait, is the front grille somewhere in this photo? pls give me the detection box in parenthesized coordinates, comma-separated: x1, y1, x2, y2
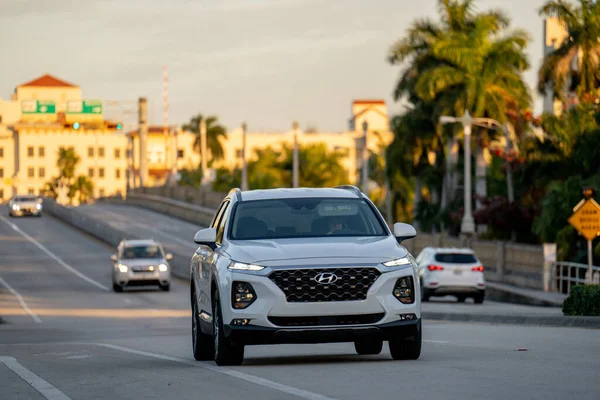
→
(132, 266, 155, 273)
(268, 313, 385, 327)
(269, 267, 381, 302)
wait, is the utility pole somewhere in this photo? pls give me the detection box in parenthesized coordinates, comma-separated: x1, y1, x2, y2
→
(241, 122, 248, 191)
(440, 110, 475, 235)
(361, 120, 369, 195)
(292, 121, 299, 188)
(504, 123, 514, 203)
(199, 118, 208, 187)
(138, 97, 148, 188)
(163, 65, 169, 185)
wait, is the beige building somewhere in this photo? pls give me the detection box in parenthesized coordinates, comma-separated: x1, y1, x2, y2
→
(0, 74, 127, 202)
(128, 100, 394, 187)
(543, 17, 576, 115)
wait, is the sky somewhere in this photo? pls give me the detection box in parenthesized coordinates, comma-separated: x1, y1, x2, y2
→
(0, 0, 548, 132)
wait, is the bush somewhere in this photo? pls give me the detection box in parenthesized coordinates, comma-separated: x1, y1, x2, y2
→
(562, 285, 600, 316)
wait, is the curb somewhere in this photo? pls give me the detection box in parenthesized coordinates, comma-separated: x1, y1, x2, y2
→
(422, 311, 600, 329)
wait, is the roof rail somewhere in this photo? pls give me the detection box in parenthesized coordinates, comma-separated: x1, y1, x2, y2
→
(334, 185, 363, 197)
(229, 188, 243, 202)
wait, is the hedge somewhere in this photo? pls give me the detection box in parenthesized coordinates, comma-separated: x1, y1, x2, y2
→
(562, 285, 600, 316)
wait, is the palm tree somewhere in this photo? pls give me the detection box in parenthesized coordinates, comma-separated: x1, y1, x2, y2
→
(57, 147, 80, 182)
(71, 176, 94, 204)
(388, 0, 513, 211)
(538, 0, 600, 104)
(182, 114, 227, 164)
(411, 13, 532, 209)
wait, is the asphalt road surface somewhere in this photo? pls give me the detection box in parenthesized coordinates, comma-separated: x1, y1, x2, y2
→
(1, 208, 599, 400)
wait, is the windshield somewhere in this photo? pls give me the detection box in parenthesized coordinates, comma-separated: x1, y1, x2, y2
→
(434, 253, 477, 263)
(229, 197, 387, 240)
(14, 196, 37, 202)
(120, 245, 163, 259)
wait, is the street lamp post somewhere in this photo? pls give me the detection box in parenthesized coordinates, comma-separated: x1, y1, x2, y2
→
(292, 121, 299, 188)
(241, 122, 248, 191)
(440, 111, 475, 235)
(361, 120, 369, 195)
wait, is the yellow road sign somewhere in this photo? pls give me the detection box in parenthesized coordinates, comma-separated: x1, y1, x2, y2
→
(568, 199, 600, 241)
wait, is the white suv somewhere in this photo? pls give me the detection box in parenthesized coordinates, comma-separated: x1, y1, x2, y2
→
(416, 247, 486, 303)
(189, 186, 422, 366)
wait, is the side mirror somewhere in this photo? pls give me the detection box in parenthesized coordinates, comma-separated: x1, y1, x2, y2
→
(111, 254, 117, 262)
(165, 253, 174, 261)
(194, 228, 217, 249)
(393, 222, 417, 243)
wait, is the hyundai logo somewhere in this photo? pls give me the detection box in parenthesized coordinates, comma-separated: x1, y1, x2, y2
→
(314, 272, 338, 285)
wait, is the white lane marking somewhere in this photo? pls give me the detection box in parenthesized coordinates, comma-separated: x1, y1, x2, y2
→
(0, 275, 42, 323)
(96, 343, 337, 400)
(424, 340, 450, 344)
(0, 216, 110, 292)
(0, 356, 72, 400)
(64, 355, 90, 360)
(91, 207, 195, 248)
(124, 298, 132, 304)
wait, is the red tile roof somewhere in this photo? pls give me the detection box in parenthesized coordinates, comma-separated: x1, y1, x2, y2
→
(353, 100, 386, 105)
(18, 74, 77, 88)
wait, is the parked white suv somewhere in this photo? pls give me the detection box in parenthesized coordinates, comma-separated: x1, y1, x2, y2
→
(416, 247, 486, 303)
(190, 186, 421, 366)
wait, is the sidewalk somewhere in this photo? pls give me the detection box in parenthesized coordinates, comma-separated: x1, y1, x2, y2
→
(485, 281, 567, 307)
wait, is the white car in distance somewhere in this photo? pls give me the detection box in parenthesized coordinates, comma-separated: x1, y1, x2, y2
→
(416, 247, 485, 303)
(111, 239, 173, 292)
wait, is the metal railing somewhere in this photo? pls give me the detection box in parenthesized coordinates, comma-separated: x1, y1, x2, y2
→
(551, 261, 600, 294)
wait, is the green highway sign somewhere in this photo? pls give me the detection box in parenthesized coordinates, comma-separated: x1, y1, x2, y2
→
(21, 100, 56, 114)
(66, 100, 103, 114)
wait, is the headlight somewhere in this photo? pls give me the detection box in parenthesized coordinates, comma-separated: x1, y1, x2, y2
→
(158, 264, 168, 272)
(12, 204, 19, 211)
(36, 204, 42, 210)
(117, 264, 128, 273)
(383, 257, 411, 267)
(227, 261, 265, 271)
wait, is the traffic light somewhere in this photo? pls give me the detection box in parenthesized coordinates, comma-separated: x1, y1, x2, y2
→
(116, 123, 123, 130)
(73, 122, 80, 130)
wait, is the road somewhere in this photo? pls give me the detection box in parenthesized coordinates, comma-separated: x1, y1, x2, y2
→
(1, 208, 599, 400)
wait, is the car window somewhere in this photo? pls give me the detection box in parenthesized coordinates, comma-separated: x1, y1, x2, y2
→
(229, 197, 387, 240)
(434, 253, 477, 263)
(120, 245, 163, 259)
(216, 201, 231, 244)
(211, 201, 227, 229)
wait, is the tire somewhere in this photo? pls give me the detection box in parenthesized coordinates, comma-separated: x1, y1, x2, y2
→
(159, 283, 170, 291)
(354, 340, 383, 355)
(456, 295, 466, 303)
(213, 290, 244, 366)
(474, 292, 485, 304)
(389, 320, 422, 360)
(112, 283, 123, 292)
(192, 291, 213, 361)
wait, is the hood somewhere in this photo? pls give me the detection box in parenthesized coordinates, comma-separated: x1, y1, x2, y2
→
(226, 236, 407, 266)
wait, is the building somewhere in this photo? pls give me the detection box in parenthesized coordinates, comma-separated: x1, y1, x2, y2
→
(218, 100, 393, 184)
(0, 74, 128, 202)
(128, 126, 200, 186)
(543, 17, 574, 115)
(127, 100, 394, 187)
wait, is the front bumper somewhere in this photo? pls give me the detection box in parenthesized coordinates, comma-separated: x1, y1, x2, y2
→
(10, 208, 41, 216)
(113, 270, 170, 286)
(224, 318, 420, 345)
(218, 265, 421, 332)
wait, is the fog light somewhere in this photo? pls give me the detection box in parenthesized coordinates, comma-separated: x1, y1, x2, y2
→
(231, 319, 251, 326)
(393, 276, 415, 304)
(398, 313, 417, 321)
(232, 281, 257, 309)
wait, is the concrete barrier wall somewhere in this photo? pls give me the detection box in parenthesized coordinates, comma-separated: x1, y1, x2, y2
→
(124, 192, 215, 227)
(43, 198, 192, 281)
(131, 186, 226, 210)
